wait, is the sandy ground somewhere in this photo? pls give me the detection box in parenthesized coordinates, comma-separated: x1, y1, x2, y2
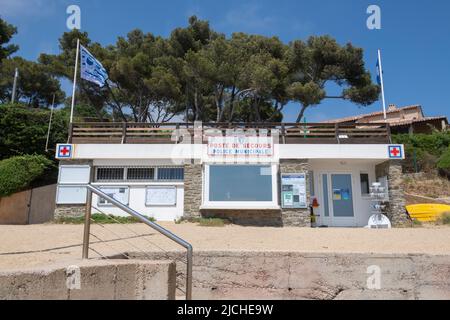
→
(0, 222, 449, 270)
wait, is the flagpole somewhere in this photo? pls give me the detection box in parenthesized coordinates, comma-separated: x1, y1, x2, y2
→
(70, 39, 80, 123)
(45, 93, 56, 152)
(377, 49, 387, 120)
(11, 68, 19, 103)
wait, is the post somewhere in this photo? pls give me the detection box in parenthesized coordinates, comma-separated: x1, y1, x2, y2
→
(70, 39, 80, 124)
(186, 246, 193, 300)
(45, 94, 56, 152)
(11, 68, 18, 103)
(377, 49, 387, 120)
(82, 187, 92, 259)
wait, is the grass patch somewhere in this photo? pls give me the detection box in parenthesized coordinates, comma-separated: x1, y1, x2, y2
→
(411, 219, 423, 227)
(436, 212, 450, 225)
(53, 213, 155, 224)
(175, 216, 230, 227)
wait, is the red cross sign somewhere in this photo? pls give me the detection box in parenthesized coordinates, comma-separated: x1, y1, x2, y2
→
(388, 145, 402, 159)
(57, 144, 73, 158)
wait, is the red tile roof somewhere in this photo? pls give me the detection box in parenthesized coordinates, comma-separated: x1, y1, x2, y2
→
(322, 105, 423, 124)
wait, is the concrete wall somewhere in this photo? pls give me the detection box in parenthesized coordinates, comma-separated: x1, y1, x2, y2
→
(129, 251, 450, 300)
(0, 184, 56, 225)
(0, 259, 176, 300)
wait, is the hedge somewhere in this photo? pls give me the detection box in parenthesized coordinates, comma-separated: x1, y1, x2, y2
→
(0, 155, 53, 197)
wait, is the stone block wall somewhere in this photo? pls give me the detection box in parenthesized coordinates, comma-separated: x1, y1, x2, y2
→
(279, 159, 311, 227)
(183, 162, 202, 218)
(375, 160, 410, 227)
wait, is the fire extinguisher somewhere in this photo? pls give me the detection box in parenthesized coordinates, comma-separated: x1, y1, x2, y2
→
(310, 198, 320, 227)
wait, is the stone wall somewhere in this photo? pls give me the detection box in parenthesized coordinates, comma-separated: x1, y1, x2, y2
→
(375, 160, 410, 227)
(279, 160, 310, 227)
(183, 162, 202, 218)
(54, 204, 86, 218)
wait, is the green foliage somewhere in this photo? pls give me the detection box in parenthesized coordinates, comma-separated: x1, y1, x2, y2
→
(53, 213, 155, 224)
(0, 155, 53, 197)
(437, 212, 450, 225)
(0, 18, 18, 64)
(175, 216, 230, 227)
(0, 104, 68, 159)
(437, 147, 450, 170)
(39, 16, 378, 123)
(393, 132, 450, 173)
(0, 57, 65, 106)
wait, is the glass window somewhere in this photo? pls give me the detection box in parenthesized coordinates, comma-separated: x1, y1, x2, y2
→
(360, 173, 370, 195)
(157, 167, 184, 181)
(209, 165, 272, 201)
(96, 167, 124, 181)
(127, 167, 154, 180)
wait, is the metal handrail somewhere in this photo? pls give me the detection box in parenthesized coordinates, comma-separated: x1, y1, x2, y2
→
(82, 184, 193, 300)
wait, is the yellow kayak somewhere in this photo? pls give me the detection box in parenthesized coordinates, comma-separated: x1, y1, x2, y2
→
(406, 204, 450, 222)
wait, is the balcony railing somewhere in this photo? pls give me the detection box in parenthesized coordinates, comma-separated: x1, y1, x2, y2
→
(68, 122, 392, 144)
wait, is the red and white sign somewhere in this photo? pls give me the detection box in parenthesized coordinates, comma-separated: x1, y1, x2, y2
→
(56, 144, 73, 159)
(388, 145, 403, 159)
(208, 136, 273, 156)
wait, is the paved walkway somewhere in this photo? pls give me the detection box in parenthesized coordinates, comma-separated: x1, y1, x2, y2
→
(0, 223, 449, 270)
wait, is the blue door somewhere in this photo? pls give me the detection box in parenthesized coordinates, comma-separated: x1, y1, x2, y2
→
(331, 174, 355, 219)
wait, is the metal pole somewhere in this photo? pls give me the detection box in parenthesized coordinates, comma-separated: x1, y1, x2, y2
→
(11, 68, 18, 103)
(45, 94, 56, 152)
(378, 49, 387, 120)
(70, 39, 80, 124)
(82, 187, 92, 259)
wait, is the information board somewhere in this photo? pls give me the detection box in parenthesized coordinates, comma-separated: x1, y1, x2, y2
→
(146, 186, 177, 206)
(281, 173, 307, 209)
(98, 187, 129, 206)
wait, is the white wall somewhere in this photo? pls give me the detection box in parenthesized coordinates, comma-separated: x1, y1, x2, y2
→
(310, 160, 379, 227)
(65, 143, 404, 162)
(91, 183, 184, 221)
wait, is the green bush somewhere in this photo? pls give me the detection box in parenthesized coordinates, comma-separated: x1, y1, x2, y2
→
(0, 155, 53, 197)
(393, 132, 450, 173)
(437, 147, 450, 170)
(0, 103, 68, 160)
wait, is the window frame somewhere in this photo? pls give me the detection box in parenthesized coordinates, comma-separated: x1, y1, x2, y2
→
(359, 172, 370, 196)
(203, 163, 279, 209)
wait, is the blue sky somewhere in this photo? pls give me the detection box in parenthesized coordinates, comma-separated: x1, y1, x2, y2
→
(1, 0, 449, 122)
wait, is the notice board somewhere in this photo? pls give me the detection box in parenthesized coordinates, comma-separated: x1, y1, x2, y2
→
(281, 173, 307, 209)
(146, 186, 177, 206)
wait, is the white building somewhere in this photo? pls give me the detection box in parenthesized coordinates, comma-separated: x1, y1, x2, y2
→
(55, 122, 408, 227)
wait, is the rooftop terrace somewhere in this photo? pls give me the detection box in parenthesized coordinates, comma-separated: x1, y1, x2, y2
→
(68, 122, 392, 145)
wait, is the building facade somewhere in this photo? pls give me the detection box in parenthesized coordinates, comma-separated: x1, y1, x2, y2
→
(55, 122, 408, 227)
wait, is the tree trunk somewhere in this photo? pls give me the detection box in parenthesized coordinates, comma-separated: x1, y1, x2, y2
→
(296, 105, 308, 123)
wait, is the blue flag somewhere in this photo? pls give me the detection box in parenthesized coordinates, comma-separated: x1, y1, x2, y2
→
(80, 45, 108, 87)
(376, 56, 382, 86)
